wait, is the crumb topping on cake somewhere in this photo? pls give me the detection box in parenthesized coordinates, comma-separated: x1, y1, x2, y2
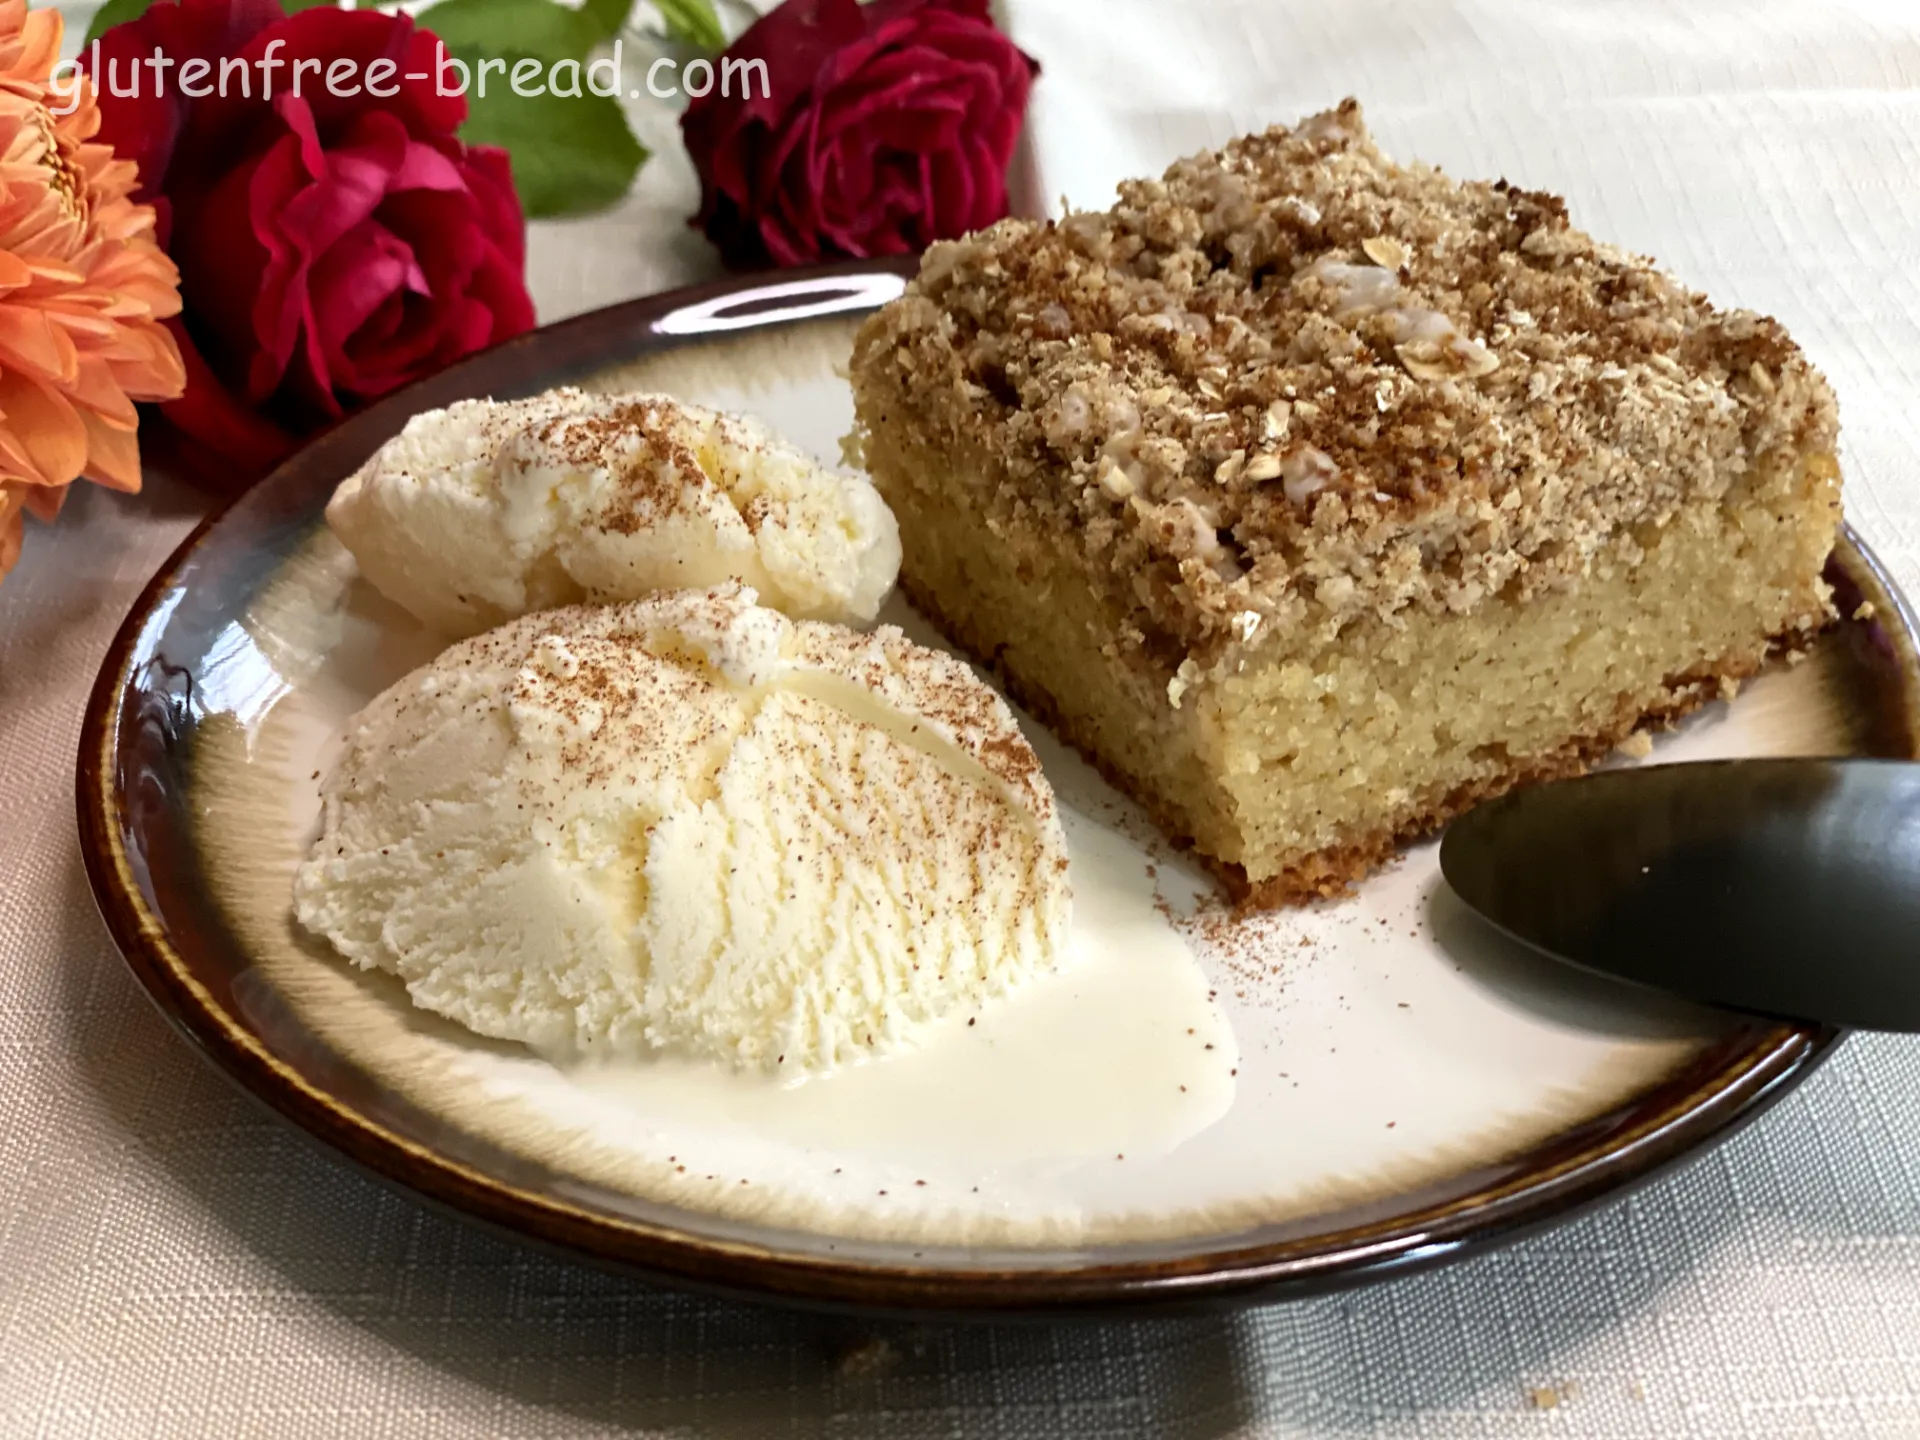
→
(851, 100, 1840, 660)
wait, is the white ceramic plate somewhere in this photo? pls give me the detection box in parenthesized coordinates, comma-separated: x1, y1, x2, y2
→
(80, 264, 1916, 1314)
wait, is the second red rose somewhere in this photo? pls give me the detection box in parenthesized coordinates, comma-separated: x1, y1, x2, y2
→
(682, 0, 1039, 269)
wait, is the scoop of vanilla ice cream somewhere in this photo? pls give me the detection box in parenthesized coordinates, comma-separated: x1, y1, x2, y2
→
(325, 389, 901, 636)
(292, 584, 1069, 1072)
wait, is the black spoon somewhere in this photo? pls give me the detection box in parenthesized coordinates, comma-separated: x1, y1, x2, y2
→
(1439, 757, 1920, 1031)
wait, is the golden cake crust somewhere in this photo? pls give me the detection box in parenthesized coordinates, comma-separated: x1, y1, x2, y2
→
(850, 99, 1840, 668)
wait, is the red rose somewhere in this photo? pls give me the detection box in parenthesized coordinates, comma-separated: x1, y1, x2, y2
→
(88, 0, 535, 487)
(681, 0, 1038, 268)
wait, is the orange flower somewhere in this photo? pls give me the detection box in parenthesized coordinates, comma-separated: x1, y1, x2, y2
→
(0, 0, 184, 580)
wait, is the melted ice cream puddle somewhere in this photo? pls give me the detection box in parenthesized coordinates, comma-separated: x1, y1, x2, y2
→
(559, 805, 1237, 1163)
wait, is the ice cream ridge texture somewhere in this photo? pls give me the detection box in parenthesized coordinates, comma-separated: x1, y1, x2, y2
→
(293, 584, 1071, 1073)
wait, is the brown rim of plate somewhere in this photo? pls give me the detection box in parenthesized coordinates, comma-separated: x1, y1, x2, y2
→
(76, 258, 1915, 1320)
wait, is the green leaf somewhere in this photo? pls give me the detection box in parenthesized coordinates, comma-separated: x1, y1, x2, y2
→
(417, 0, 598, 64)
(459, 68, 648, 219)
(82, 0, 157, 47)
(280, 0, 342, 11)
(579, 0, 634, 44)
(652, 0, 724, 51)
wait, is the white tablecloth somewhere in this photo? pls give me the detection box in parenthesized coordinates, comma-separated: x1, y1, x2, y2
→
(7, 2, 1920, 1434)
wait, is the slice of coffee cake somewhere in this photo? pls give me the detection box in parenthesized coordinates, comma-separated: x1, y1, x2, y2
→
(849, 99, 1842, 905)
